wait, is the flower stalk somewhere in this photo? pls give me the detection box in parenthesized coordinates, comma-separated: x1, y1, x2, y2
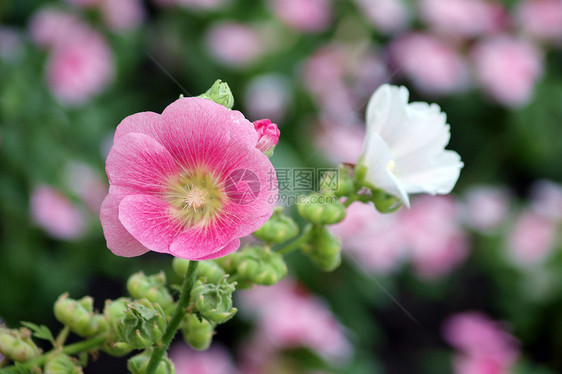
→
(145, 260, 199, 374)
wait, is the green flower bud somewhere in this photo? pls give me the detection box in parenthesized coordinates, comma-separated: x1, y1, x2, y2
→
(197, 79, 234, 109)
(297, 193, 346, 225)
(253, 208, 299, 243)
(304, 227, 342, 271)
(191, 277, 237, 324)
(128, 348, 175, 374)
(371, 189, 402, 213)
(0, 327, 41, 362)
(333, 165, 355, 197)
(213, 254, 238, 274)
(174, 259, 227, 284)
(236, 247, 287, 285)
(127, 272, 174, 314)
(180, 314, 214, 351)
(102, 298, 133, 357)
(54, 294, 106, 337)
(45, 353, 83, 374)
(117, 299, 166, 349)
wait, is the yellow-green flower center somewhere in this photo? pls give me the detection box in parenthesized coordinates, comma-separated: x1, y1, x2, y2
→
(165, 168, 225, 227)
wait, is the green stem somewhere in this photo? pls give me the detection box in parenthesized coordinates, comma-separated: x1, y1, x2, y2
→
(13, 335, 107, 370)
(145, 260, 199, 374)
(54, 326, 70, 348)
(276, 226, 313, 255)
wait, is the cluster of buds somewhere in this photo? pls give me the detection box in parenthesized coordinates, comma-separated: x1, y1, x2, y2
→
(44, 353, 82, 374)
(191, 277, 237, 324)
(254, 206, 299, 244)
(0, 327, 41, 362)
(127, 272, 175, 315)
(179, 313, 214, 351)
(54, 294, 107, 338)
(128, 348, 174, 374)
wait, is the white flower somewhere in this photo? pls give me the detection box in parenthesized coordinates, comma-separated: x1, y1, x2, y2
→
(359, 84, 463, 207)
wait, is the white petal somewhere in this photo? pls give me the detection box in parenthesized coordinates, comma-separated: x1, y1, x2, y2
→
(399, 150, 463, 194)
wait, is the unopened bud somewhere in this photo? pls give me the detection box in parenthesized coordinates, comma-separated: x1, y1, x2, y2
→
(297, 193, 346, 225)
(371, 189, 402, 213)
(213, 254, 238, 274)
(304, 227, 342, 271)
(191, 277, 237, 324)
(54, 294, 106, 337)
(253, 207, 298, 243)
(0, 327, 41, 362)
(333, 165, 355, 197)
(236, 247, 287, 285)
(128, 348, 175, 374)
(45, 353, 82, 374)
(180, 314, 214, 351)
(198, 79, 234, 109)
(117, 299, 166, 349)
(102, 298, 133, 357)
(253, 119, 280, 157)
(174, 259, 227, 284)
(127, 272, 174, 315)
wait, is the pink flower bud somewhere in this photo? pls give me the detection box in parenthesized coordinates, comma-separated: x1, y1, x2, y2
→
(253, 119, 280, 156)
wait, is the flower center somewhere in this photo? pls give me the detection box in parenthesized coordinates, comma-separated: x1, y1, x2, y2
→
(387, 160, 396, 173)
(165, 168, 226, 227)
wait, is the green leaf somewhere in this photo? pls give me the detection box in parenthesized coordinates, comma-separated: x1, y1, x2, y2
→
(20, 321, 55, 346)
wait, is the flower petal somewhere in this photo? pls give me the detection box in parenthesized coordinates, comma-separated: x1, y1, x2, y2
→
(118, 194, 182, 253)
(113, 111, 163, 144)
(100, 186, 149, 257)
(190, 239, 241, 261)
(169, 223, 239, 260)
(106, 132, 179, 193)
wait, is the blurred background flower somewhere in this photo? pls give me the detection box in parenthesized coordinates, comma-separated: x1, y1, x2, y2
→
(1, 0, 561, 373)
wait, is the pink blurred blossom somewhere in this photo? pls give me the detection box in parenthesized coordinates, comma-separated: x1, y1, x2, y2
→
(101, 0, 145, 32)
(252, 119, 280, 155)
(507, 210, 557, 266)
(353, 0, 409, 34)
(63, 161, 108, 214)
(314, 121, 365, 164)
(530, 180, 562, 221)
(332, 202, 407, 274)
(30, 185, 86, 240)
(443, 312, 519, 374)
(471, 36, 543, 107)
(302, 45, 347, 95)
(240, 279, 351, 362)
(517, 0, 562, 42)
(47, 31, 114, 106)
(206, 22, 263, 67)
(170, 343, 237, 374)
(351, 50, 389, 103)
(461, 186, 511, 232)
(244, 74, 291, 122)
(388, 32, 470, 94)
(28, 8, 90, 49)
(418, 0, 507, 38)
(401, 195, 469, 278)
(270, 0, 332, 33)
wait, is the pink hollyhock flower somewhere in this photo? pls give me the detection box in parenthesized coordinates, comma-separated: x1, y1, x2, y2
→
(30, 185, 86, 240)
(461, 186, 511, 232)
(530, 180, 562, 221)
(253, 119, 280, 155)
(517, 0, 562, 42)
(100, 97, 278, 260)
(28, 8, 90, 49)
(240, 279, 351, 362)
(353, 0, 409, 34)
(270, 0, 332, 33)
(401, 195, 468, 278)
(302, 45, 347, 95)
(332, 202, 406, 274)
(453, 355, 512, 374)
(418, 0, 506, 38)
(46, 30, 114, 106)
(170, 343, 238, 374)
(205, 22, 263, 67)
(388, 32, 470, 94)
(471, 36, 543, 107)
(507, 210, 556, 266)
(100, 0, 145, 32)
(244, 74, 290, 122)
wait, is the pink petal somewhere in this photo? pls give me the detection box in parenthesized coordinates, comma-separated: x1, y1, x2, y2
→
(118, 194, 182, 253)
(113, 111, 163, 144)
(106, 132, 179, 193)
(169, 223, 239, 260)
(191, 239, 241, 261)
(100, 186, 149, 257)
